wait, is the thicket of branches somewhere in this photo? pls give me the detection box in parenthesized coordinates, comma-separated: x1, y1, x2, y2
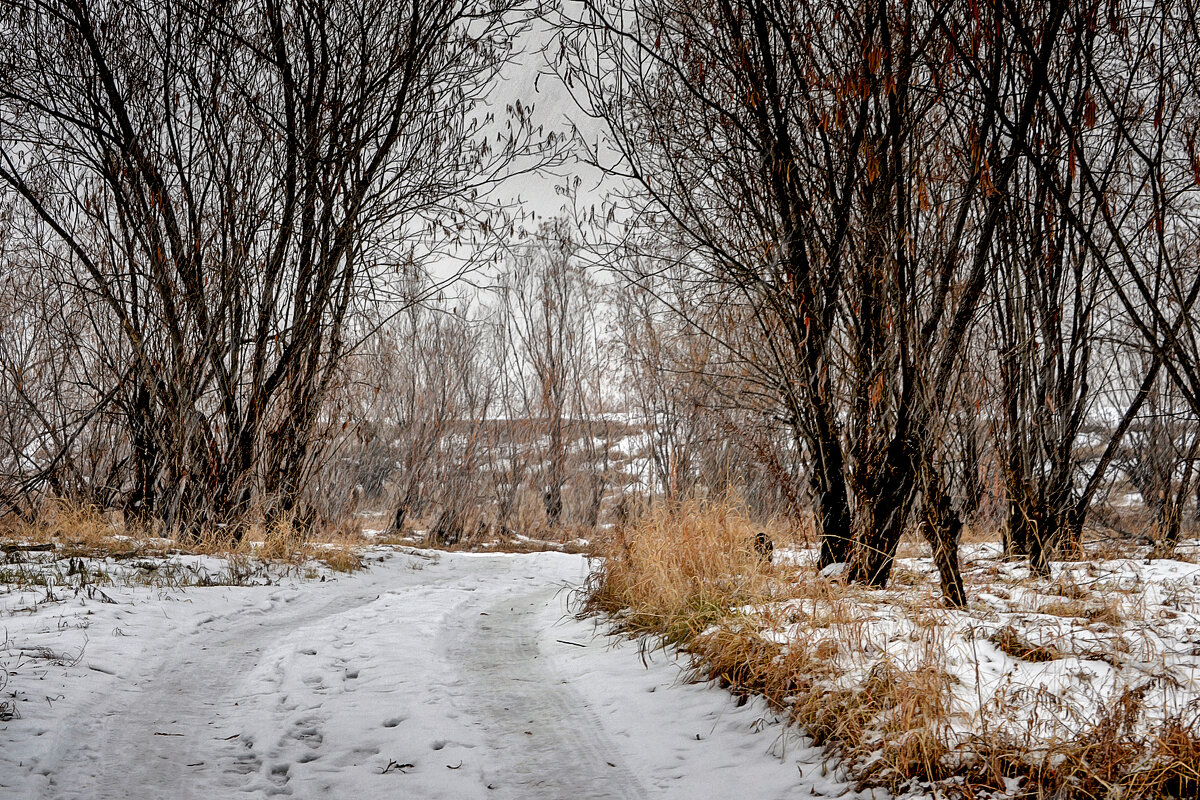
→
(0, 0, 546, 532)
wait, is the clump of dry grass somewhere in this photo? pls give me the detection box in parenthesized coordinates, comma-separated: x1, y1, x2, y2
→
(1036, 597, 1124, 628)
(990, 624, 1060, 662)
(0, 660, 15, 721)
(971, 689, 1200, 799)
(244, 514, 366, 572)
(581, 495, 776, 645)
(582, 495, 960, 785)
(0, 503, 158, 559)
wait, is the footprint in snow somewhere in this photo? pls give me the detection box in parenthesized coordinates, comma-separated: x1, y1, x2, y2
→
(290, 723, 323, 749)
(268, 763, 290, 784)
(333, 745, 379, 768)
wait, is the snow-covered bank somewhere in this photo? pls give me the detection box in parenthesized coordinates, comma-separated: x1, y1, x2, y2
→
(1, 549, 865, 799)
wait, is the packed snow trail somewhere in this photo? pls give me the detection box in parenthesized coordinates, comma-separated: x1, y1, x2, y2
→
(2, 550, 864, 799)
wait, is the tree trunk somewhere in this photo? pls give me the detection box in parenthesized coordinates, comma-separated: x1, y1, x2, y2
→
(919, 470, 967, 608)
(853, 433, 919, 588)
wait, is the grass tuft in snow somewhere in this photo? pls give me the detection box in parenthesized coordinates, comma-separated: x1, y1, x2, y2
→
(0, 649, 15, 722)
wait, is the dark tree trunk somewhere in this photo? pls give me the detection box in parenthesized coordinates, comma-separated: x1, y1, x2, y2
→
(853, 433, 919, 588)
(814, 456, 852, 567)
(919, 469, 968, 608)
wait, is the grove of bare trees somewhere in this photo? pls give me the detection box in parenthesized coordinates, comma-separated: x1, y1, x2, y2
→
(2, 0, 1199, 606)
(554, 0, 1200, 604)
(0, 0, 548, 531)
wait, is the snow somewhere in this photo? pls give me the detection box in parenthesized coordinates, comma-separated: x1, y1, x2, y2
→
(757, 545, 1200, 761)
(1, 548, 868, 799)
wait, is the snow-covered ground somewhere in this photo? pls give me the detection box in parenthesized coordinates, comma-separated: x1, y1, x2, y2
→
(762, 542, 1200, 784)
(1, 548, 868, 799)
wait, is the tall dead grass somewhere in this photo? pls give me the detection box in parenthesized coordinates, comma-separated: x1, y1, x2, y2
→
(582, 497, 777, 645)
(583, 496, 1200, 798)
(581, 496, 958, 783)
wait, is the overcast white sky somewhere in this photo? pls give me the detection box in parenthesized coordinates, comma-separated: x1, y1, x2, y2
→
(486, 12, 610, 224)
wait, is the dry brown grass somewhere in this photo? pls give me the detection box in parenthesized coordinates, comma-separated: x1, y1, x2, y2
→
(969, 689, 1200, 800)
(1036, 597, 1125, 627)
(584, 496, 1200, 799)
(582, 496, 776, 645)
(990, 624, 1060, 662)
(581, 495, 960, 785)
(0, 502, 365, 572)
(0, 504, 154, 558)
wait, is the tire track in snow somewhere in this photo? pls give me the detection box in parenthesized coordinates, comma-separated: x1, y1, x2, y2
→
(6, 552, 852, 799)
(447, 574, 645, 800)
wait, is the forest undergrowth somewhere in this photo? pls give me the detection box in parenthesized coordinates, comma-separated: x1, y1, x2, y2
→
(0, 502, 366, 587)
(580, 497, 1200, 799)
(369, 507, 596, 555)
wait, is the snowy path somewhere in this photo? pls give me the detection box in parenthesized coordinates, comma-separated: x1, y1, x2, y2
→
(2, 550, 864, 799)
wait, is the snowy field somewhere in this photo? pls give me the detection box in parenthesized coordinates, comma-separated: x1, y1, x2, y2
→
(1, 548, 871, 799)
